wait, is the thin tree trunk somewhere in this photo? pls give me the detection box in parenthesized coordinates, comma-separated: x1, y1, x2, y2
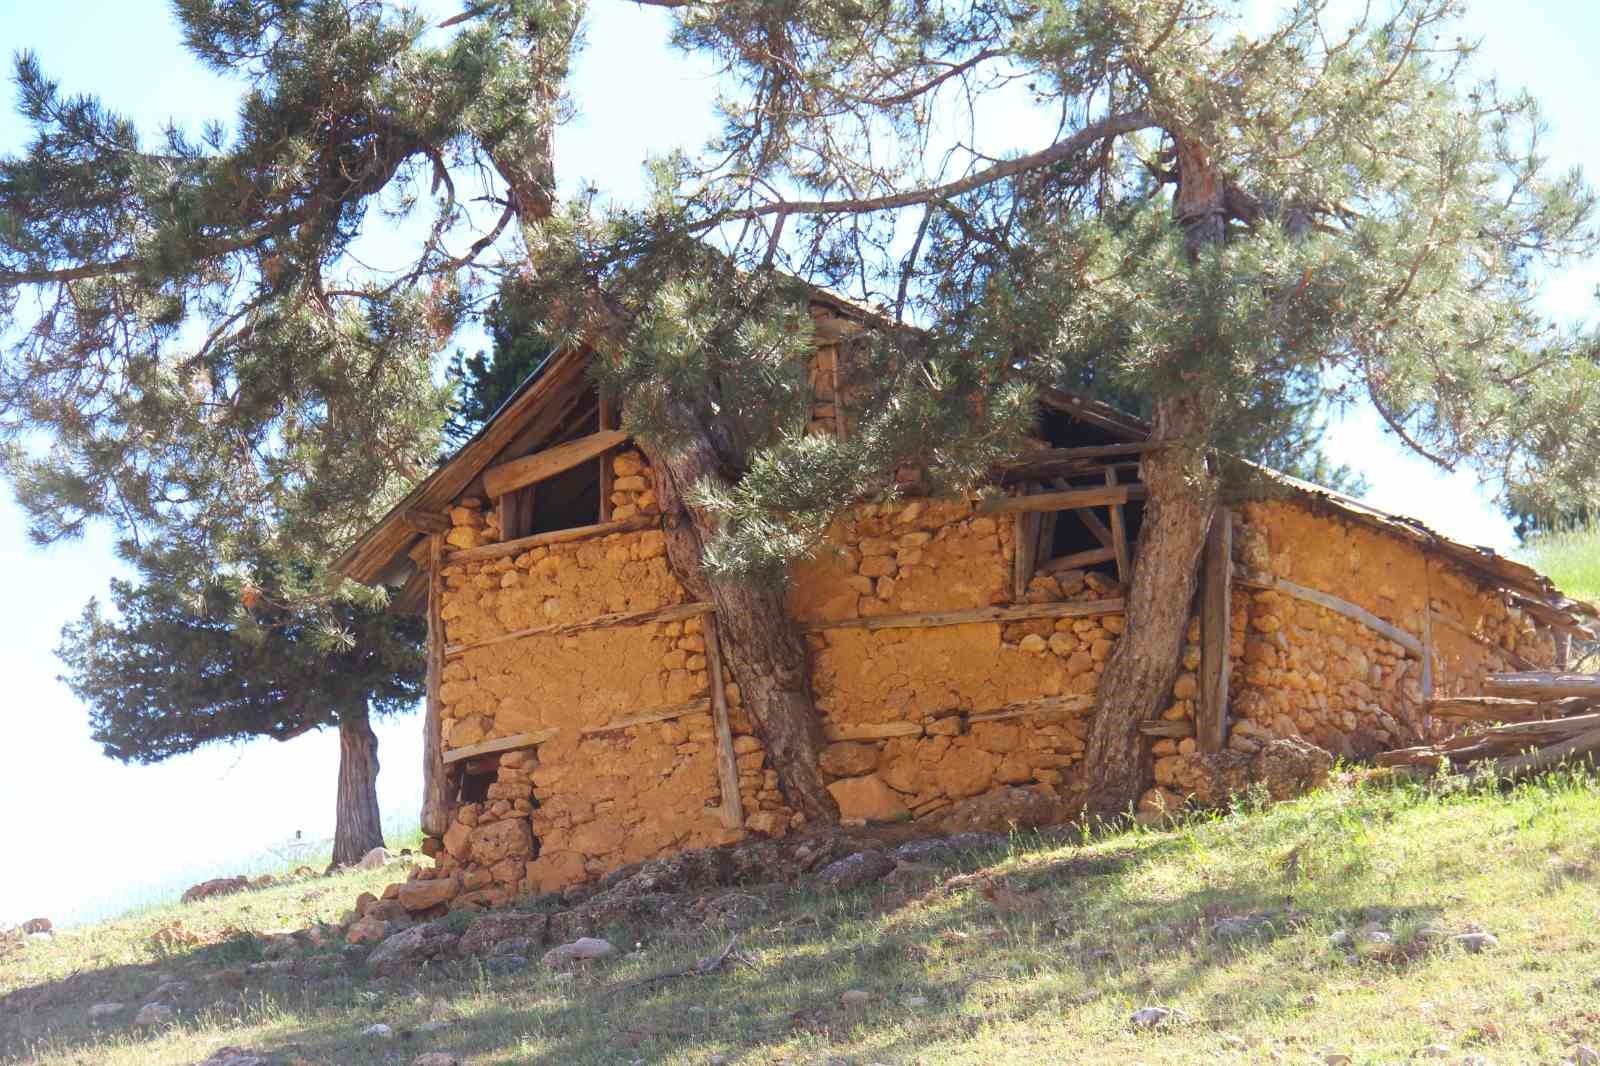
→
(644, 431, 839, 825)
(332, 707, 385, 866)
(1081, 394, 1218, 816)
(1081, 130, 1226, 818)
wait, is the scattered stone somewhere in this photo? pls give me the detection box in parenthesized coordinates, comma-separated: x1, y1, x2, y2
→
(1328, 929, 1353, 947)
(1452, 931, 1499, 953)
(1415, 1044, 1450, 1058)
(485, 954, 528, 974)
(358, 846, 394, 869)
(133, 1003, 175, 1027)
(815, 850, 895, 891)
(936, 786, 1056, 835)
(457, 911, 550, 958)
(1130, 1005, 1185, 1030)
(181, 876, 251, 904)
(20, 917, 51, 935)
(367, 923, 463, 976)
(1323, 1054, 1353, 1065)
(1219, 1035, 1247, 1050)
(1212, 916, 1265, 941)
(346, 916, 390, 945)
(903, 995, 929, 1008)
(195, 1049, 273, 1066)
(398, 875, 462, 913)
(542, 936, 616, 968)
(840, 989, 871, 1009)
(413, 1054, 459, 1066)
(86, 1002, 124, 1021)
(364, 1023, 395, 1039)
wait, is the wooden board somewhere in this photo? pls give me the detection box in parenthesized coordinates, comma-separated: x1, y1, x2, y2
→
(497, 487, 537, 543)
(703, 615, 745, 830)
(979, 484, 1146, 515)
(801, 598, 1126, 634)
(1235, 565, 1424, 657)
(823, 720, 924, 741)
(1483, 672, 1600, 700)
(445, 515, 657, 565)
(598, 390, 618, 522)
(1041, 545, 1116, 572)
(966, 694, 1095, 723)
(1013, 512, 1041, 600)
(403, 510, 451, 535)
(995, 442, 1153, 481)
(578, 699, 713, 735)
(1139, 720, 1196, 738)
(1105, 467, 1129, 582)
(482, 428, 630, 499)
(442, 728, 561, 765)
(421, 534, 450, 835)
(1196, 505, 1232, 753)
(1073, 506, 1115, 548)
(445, 601, 716, 658)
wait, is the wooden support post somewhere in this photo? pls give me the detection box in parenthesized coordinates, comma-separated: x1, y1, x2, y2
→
(1105, 467, 1130, 583)
(1197, 505, 1232, 753)
(703, 615, 746, 830)
(1013, 512, 1041, 600)
(421, 534, 451, 837)
(598, 390, 617, 522)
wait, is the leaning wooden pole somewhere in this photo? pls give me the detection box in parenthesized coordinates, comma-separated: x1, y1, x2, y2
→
(1196, 505, 1232, 753)
(420, 533, 451, 838)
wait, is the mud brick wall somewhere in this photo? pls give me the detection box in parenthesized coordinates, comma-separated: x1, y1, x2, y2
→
(787, 499, 1124, 823)
(1149, 499, 1559, 812)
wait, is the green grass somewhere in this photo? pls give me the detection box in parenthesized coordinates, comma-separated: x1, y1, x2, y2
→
(1523, 523, 1600, 605)
(6, 774, 1600, 1065)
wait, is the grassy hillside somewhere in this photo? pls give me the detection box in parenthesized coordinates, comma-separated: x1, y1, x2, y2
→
(1524, 524, 1600, 605)
(5, 772, 1600, 1065)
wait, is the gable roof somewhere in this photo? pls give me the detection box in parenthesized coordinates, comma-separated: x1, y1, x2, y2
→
(337, 295, 1598, 636)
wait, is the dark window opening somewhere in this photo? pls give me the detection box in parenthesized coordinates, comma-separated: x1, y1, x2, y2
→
(456, 756, 498, 804)
(528, 453, 601, 535)
(1021, 405, 1148, 580)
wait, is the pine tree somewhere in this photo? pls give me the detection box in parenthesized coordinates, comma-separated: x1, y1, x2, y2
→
(6, 0, 1599, 821)
(58, 542, 424, 866)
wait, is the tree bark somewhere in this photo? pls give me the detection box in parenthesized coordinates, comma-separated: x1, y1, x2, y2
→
(644, 431, 839, 825)
(1081, 129, 1225, 818)
(333, 706, 385, 866)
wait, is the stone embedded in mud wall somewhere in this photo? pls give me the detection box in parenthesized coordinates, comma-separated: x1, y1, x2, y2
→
(608, 450, 661, 521)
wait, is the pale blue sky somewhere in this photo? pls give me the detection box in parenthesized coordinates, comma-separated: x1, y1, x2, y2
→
(1, 1, 1596, 926)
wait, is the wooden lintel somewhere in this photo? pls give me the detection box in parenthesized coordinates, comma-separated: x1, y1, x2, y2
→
(823, 720, 924, 741)
(443, 728, 561, 765)
(1139, 720, 1196, 738)
(403, 509, 452, 535)
(802, 598, 1126, 634)
(1196, 505, 1232, 753)
(1235, 566, 1424, 657)
(996, 442, 1152, 481)
(704, 615, 745, 829)
(482, 428, 630, 499)
(446, 601, 715, 658)
(967, 694, 1095, 724)
(580, 699, 712, 735)
(445, 515, 657, 565)
(980, 484, 1146, 515)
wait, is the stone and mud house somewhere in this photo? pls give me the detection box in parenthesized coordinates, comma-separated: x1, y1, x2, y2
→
(336, 293, 1599, 911)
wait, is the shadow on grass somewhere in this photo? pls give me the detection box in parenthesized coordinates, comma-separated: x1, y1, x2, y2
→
(1, 805, 1456, 1065)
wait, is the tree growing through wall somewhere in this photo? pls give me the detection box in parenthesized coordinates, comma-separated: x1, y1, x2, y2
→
(57, 543, 425, 866)
(5, 0, 1600, 823)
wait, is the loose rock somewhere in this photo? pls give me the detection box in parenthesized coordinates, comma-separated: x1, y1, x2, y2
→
(133, 1003, 175, 1027)
(413, 1053, 459, 1066)
(86, 1002, 124, 1021)
(542, 936, 616, 968)
(814, 850, 895, 891)
(195, 1049, 273, 1066)
(1452, 931, 1498, 953)
(363, 1022, 395, 1039)
(840, 989, 871, 1009)
(357, 847, 393, 870)
(1130, 1005, 1184, 1030)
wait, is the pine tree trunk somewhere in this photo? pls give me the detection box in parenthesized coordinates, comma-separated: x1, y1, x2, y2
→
(1081, 393, 1218, 817)
(332, 707, 385, 866)
(643, 431, 839, 825)
(1081, 131, 1226, 818)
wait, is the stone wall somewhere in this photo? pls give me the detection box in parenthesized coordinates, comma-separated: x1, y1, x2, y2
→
(1149, 499, 1559, 812)
(413, 471, 1565, 906)
(789, 499, 1124, 823)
